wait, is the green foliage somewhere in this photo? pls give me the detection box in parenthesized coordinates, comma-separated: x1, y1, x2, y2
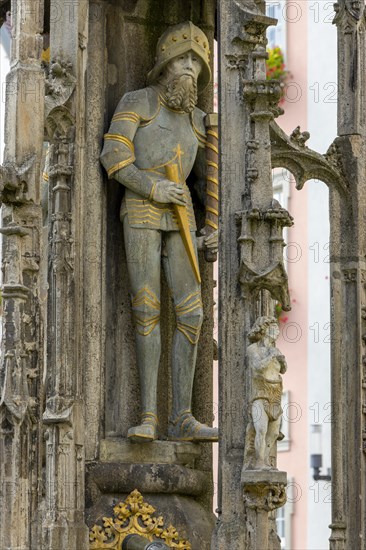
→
(266, 46, 288, 82)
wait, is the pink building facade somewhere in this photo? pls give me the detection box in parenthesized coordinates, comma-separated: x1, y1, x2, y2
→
(267, 2, 335, 548)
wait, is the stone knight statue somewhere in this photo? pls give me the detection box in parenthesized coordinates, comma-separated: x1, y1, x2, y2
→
(100, 22, 218, 443)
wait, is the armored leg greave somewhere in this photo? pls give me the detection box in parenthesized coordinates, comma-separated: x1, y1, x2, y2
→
(124, 222, 162, 441)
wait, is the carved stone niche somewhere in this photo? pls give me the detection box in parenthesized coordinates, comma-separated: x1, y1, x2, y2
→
(84, 4, 217, 549)
(238, 206, 294, 310)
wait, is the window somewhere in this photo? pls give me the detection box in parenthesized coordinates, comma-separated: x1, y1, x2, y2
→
(266, 0, 287, 53)
(278, 390, 290, 451)
(276, 476, 294, 549)
(272, 168, 290, 209)
(276, 505, 286, 548)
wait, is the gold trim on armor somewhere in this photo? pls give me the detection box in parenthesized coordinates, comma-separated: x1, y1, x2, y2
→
(141, 150, 181, 174)
(112, 113, 140, 124)
(142, 412, 158, 421)
(139, 98, 162, 127)
(176, 321, 201, 345)
(43, 172, 49, 181)
(175, 291, 203, 345)
(176, 298, 202, 316)
(132, 287, 161, 310)
(131, 287, 161, 336)
(175, 291, 202, 314)
(190, 113, 207, 145)
(107, 156, 136, 177)
(134, 314, 160, 336)
(104, 133, 135, 153)
(111, 101, 161, 128)
(148, 181, 158, 201)
(124, 183, 196, 230)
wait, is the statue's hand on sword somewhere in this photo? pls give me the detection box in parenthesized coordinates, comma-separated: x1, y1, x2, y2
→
(151, 178, 186, 206)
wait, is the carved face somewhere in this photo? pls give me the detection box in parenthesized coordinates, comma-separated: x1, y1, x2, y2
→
(159, 51, 202, 113)
(163, 51, 202, 83)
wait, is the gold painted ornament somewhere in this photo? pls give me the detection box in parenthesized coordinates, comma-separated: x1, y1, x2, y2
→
(89, 489, 191, 549)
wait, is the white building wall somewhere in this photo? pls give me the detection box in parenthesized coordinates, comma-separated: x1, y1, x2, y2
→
(306, 3, 336, 547)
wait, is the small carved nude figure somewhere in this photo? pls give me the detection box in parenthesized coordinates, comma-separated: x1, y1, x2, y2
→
(244, 316, 287, 470)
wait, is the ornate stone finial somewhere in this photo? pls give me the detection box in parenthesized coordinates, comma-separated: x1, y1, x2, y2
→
(89, 489, 191, 549)
(290, 126, 310, 147)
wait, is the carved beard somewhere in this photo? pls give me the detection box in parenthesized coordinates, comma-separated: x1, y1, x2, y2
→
(164, 74, 198, 113)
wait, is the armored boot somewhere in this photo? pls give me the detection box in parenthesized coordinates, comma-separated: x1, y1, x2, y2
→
(168, 409, 218, 442)
(128, 412, 158, 443)
(167, 289, 218, 442)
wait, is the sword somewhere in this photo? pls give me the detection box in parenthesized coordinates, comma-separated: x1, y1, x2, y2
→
(165, 163, 201, 284)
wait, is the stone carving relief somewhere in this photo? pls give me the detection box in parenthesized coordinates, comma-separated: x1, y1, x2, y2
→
(243, 480, 287, 511)
(0, 156, 38, 204)
(334, 0, 365, 25)
(270, 121, 349, 194)
(89, 489, 191, 550)
(238, 206, 293, 310)
(45, 58, 76, 120)
(243, 316, 287, 471)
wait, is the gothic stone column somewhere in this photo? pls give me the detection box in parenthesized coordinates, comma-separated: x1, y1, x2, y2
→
(215, 1, 290, 548)
(0, 0, 45, 548)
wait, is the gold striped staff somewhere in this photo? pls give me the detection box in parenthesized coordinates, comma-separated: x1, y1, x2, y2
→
(165, 163, 201, 284)
(204, 113, 219, 262)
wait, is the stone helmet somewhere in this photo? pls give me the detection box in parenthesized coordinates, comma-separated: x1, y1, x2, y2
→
(147, 21, 211, 92)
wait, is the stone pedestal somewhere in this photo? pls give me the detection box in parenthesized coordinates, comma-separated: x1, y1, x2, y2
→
(86, 441, 214, 549)
(241, 470, 287, 550)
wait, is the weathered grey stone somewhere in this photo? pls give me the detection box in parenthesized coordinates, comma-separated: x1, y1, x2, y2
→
(84, 2, 216, 548)
(100, 439, 201, 466)
(3, 0, 366, 548)
(86, 462, 209, 498)
(243, 317, 286, 472)
(216, 2, 289, 548)
(0, 1, 44, 549)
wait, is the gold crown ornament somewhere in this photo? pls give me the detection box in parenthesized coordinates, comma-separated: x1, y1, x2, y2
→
(147, 21, 211, 92)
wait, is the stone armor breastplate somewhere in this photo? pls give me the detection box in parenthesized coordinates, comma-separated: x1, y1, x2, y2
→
(134, 102, 199, 178)
(122, 99, 202, 231)
(100, 87, 206, 232)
